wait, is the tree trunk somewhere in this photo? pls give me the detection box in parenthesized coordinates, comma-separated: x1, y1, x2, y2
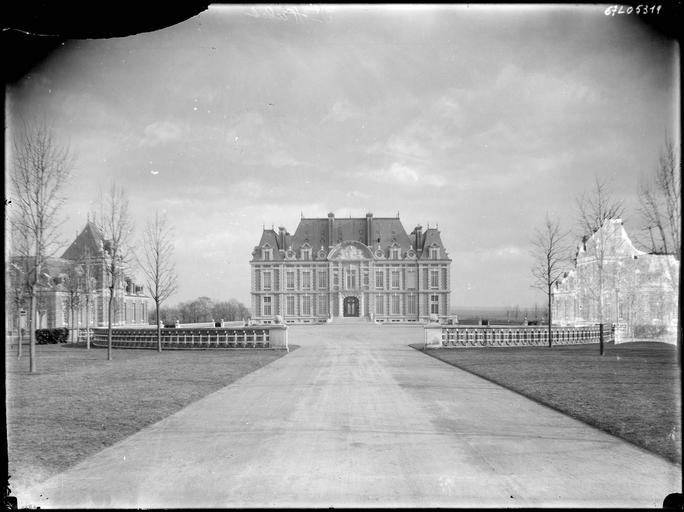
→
(548, 284, 553, 348)
(107, 290, 114, 361)
(29, 290, 37, 373)
(156, 300, 162, 353)
(17, 310, 23, 359)
(85, 295, 91, 350)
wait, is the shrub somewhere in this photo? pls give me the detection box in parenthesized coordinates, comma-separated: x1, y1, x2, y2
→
(633, 324, 668, 339)
(35, 328, 69, 345)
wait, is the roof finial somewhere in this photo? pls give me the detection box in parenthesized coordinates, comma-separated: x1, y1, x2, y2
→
(396, 211, 399, 218)
(301, 211, 304, 219)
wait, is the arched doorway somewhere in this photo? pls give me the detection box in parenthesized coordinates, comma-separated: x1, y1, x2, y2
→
(343, 296, 359, 317)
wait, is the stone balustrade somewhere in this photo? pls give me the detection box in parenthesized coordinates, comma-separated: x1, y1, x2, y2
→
(84, 325, 288, 350)
(424, 324, 614, 349)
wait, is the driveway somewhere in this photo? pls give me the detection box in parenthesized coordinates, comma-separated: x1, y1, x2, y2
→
(20, 324, 681, 508)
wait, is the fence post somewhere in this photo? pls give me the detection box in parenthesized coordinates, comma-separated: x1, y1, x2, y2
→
(599, 323, 604, 356)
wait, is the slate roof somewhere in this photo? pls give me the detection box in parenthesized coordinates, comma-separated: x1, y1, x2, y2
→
(253, 214, 449, 259)
(419, 228, 449, 260)
(61, 221, 105, 260)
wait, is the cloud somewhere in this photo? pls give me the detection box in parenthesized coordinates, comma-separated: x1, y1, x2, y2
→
(346, 190, 370, 200)
(266, 149, 305, 168)
(140, 121, 184, 146)
(363, 162, 446, 187)
(326, 100, 361, 122)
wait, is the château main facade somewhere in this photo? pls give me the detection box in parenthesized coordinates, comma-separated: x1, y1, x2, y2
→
(250, 213, 451, 324)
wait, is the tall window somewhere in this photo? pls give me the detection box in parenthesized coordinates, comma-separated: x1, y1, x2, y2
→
(363, 272, 369, 287)
(263, 271, 272, 291)
(286, 295, 295, 316)
(333, 271, 339, 287)
(346, 268, 357, 289)
(376, 295, 385, 315)
(430, 294, 439, 315)
(263, 296, 272, 316)
(318, 294, 328, 315)
(406, 269, 416, 289)
(430, 269, 439, 289)
(391, 295, 400, 315)
(391, 270, 400, 289)
(302, 295, 311, 315)
(318, 271, 327, 289)
(407, 294, 417, 315)
(286, 270, 295, 290)
(375, 271, 384, 289)
(302, 271, 312, 290)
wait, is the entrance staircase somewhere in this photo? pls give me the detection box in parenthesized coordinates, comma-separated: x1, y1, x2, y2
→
(331, 316, 371, 324)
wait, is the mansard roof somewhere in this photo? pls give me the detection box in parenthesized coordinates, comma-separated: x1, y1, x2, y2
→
(419, 228, 449, 259)
(61, 221, 105, 260)
(252, 213, 450, 260)
(293, 218, 331, 249)
(368, 218, 413, 251)
(576, 218, 647, 261)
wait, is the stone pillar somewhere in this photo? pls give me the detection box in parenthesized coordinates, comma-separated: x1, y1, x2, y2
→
(360, 293, 365, 318)
(269, 325, 289, 351)
(424, 324, 443, 348)
(338, 292, 343, 317)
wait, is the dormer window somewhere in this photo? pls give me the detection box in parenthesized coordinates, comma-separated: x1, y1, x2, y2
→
(262, 244, 273, 260)
(390, 245, 401, 260)
(301, 244, 312, 261)
(429, 246, 440, 259)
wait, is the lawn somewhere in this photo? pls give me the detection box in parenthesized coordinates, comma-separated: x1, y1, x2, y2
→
(6, 344, 292, 495)
(412, 341, 681, 464)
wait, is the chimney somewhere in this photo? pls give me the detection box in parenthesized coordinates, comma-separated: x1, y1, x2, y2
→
(366, 212, 373, 246)
(327, 212, 334, 248)
(414, 225, 423, 252)
(278, 226, 286, 250)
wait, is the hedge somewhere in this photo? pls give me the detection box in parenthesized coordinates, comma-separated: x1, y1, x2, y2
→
(633, 324, 669, 339)
(35, 328, 69, 344)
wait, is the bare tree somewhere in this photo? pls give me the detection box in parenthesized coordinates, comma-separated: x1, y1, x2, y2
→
(80, 245, 96, 349)
(575, 176, 625, 325)
(638, 139, 681, 260)
(138, 211, 178, 352)
(95, 183, 133, 361)
(9, 121, 72, 372)
(61, 262, 83, 343)
(8, 223, 32, 359)
(531, 214, 569, 346)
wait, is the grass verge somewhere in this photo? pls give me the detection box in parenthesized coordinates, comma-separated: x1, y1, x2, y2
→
(410, 341, 681, 464)
(6, 343, 292, 494)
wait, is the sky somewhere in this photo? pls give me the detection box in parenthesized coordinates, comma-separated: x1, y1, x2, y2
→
(5, 4, 680, 309)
